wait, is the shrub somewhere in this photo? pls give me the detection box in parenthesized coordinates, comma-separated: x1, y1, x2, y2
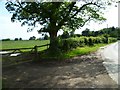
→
(108, 37, 117, 43)
(19, 38, 22, 40)
(44, 34, 49, 40)
(56, 36, 117, 52)
(62, 39, 71, 51)
(88, 38, 94, 46)
(2, 38, 10, 41)
(14, 38, 18, 41)
(84, 38, 88, 45)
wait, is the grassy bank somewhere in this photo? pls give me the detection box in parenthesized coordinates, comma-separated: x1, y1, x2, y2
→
(63, 44, 106, 59)
(40, 43, 108, 60)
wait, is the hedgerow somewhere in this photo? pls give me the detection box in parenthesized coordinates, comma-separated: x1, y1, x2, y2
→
(58, 36, 117, 52)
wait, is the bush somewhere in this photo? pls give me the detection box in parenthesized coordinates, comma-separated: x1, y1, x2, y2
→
(14, 38, 18, 41)
(44, 34, 49, 40)
(19, 38, 22, 40)
(2, 38, 10, 41)
(29, 36, 36, 40)
(55, 36, 117, 52)
(108, 37, 117, 43)
(88, 38, 94, 46)
(84, 38, 88, 45)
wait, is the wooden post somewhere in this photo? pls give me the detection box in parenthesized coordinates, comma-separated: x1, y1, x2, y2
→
(47, 44, 49, 49)
(34, 45, 38, 60)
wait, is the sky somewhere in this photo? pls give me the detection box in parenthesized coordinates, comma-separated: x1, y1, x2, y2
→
(0, 1, 118, 40)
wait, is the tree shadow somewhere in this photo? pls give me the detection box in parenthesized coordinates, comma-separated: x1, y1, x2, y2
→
(2, 53, 118, 88)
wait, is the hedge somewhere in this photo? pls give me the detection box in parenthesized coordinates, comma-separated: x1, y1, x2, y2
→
(57, 36, 117, 52)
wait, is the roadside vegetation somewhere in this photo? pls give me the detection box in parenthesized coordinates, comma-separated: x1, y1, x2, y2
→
(40, 35, 117, 60)
(1, 26, 118, 62)
(2, 35, 117, 67)
(1, 31, 117, 60)
(41, 43, 108, 60)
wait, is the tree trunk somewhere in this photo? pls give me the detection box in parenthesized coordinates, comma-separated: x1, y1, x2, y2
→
(49, 30, 58, 50)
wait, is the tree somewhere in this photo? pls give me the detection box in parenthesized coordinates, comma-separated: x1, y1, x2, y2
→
(29, 36, 36, 40)
(82, 28, 90, 36)
(2, 38, 10, 41)
(70, 30, 75, 37)
(44, 34, 49, 40)
(19, 38, 22, 40)
(61, 31, 69, 39)
(14, 38, 18, 41)
(5, 0, 113, 49)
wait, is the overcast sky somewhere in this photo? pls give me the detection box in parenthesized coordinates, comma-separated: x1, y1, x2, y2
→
(0, 1, 118, 40)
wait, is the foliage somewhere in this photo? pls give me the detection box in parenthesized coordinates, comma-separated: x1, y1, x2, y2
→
(1, 38, 11, 41)
(82, 27, 120, 39)
(29, 36, 36, 40)
(40, 43, 109, 60)
(63, 44, 107, 59)
(82, 28, 90, 36)
(5, 1, 113, 49)
(14, 38, 18, 41)
(57, 36, 117, 52)
(19, 38, 22, 40)
(5, 1, 108, 31)
(88, 38, 94, 46)
(43, 34, 49, 40)
(61, 31, 70, 39)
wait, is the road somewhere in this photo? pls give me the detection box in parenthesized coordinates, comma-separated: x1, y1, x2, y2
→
(100, 41, 120, 85)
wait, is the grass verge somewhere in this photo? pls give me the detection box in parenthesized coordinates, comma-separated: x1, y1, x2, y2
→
(63, 44, 106, 59)
(40, 43, 108, 60)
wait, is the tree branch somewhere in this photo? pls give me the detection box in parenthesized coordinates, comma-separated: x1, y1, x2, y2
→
(71, 3, 92, 18)
(80, 17, 91, 27)
(70, 2, 102, 19)
(58, 2, 76, 28)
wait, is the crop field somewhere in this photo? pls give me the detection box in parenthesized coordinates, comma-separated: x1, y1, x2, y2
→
(0, 40, 50, 51)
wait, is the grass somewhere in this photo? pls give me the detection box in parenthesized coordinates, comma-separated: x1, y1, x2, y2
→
(40, 43, 108, 60)
(1, 40, 50, 51)
(2, 41, 115, 67)
(1, 40, 116, 61)
(63, 44, 106, 59)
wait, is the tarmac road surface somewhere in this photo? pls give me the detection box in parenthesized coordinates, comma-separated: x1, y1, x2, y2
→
(100, 41, 120, 85)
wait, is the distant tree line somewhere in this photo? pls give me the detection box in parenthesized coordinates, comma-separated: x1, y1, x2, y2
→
(2, 38, 22, 41)
(29, 34, 49, 40)
(1, 38, 11, 41)
(59, 27, 120, 40)
(1, 27, 119, 41)
(14, 38, 22, 41)
(1, 34, 50, 41)
(82, 27, 120, 39)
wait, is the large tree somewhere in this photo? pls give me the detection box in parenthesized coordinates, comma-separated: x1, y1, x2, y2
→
(5, 0, 114, 49)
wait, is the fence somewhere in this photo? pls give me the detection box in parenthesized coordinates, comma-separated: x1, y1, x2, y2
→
(0, 44, 50, 54)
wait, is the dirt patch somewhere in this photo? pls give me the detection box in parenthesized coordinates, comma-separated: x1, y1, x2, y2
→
(2, 51, 118, 88)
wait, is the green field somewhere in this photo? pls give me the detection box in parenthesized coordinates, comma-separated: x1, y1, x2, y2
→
(1, 40, 50, 51)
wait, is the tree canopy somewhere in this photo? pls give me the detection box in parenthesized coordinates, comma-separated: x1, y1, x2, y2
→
(5, 0, 115, 48)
